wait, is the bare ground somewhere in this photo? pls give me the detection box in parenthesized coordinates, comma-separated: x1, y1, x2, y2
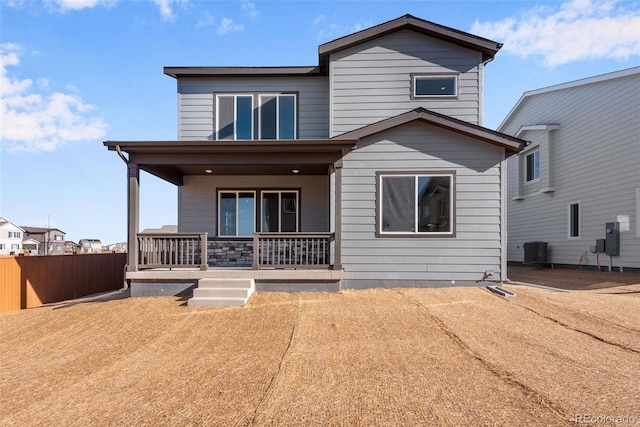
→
(1, 270, 639, 426)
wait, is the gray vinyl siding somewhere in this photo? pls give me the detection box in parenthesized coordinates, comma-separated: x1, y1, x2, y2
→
(178, 175, 330, 236)
(330, 29, 482, 137)
(177, 76, 329, 140)
(503, 71, 640, 269)
(340, 122, 505, 284)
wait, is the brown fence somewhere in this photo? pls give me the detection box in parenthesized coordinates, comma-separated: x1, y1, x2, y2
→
(0, 253, 127, 314)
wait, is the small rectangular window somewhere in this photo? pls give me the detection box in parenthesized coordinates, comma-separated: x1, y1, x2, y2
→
(216, 95, 253, 140)
(526, 150, 540, 182)
(259, 94, 296, 140)
(413, 75, 457, 97)
(569, 202, 580, 239)
(261, 191, 299, 232)
(218, 191, 256, 237)
(379, 173, 454, 236)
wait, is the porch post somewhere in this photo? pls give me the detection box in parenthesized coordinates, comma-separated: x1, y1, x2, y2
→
(333, 159, 343, 270)
(127, 163, 140, 272)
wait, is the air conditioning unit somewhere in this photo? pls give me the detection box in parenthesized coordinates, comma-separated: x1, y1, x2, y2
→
(523, 242, 548, 263)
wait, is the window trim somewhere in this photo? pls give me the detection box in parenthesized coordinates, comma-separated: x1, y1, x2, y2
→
(568, 201, 581, 240)
(525, 149, 540, 182)
(376, 171, 456, 238)
(411, 73, 459, 99)
(217, 190, 257, 237)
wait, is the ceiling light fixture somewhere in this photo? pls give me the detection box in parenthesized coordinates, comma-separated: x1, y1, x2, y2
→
(205, 169, 213, 174)
(292, 169, 300, 174)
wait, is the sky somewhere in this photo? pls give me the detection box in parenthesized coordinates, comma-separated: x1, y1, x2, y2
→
(1, 0, 639, 245)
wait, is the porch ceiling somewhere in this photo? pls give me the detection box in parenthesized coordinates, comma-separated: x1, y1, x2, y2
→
(104, 139, 357, 185)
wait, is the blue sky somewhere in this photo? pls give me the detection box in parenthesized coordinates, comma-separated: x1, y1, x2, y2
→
(1, 0, 639, 245)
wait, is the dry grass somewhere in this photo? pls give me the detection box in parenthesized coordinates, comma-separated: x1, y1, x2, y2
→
(1, 274, 639, 426)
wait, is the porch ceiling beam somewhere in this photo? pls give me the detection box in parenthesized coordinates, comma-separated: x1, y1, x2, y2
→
(130, 152, 343, 166)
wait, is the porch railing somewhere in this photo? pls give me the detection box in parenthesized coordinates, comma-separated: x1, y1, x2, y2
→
(253, 233, 333, 269)
(137, 233, 207, 270)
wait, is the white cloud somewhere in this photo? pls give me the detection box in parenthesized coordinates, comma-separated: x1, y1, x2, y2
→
(0, 44, 107, 154)
(471, 0, 640, 67)
(216, 18, 244, 35)
(195, 11, 215, 30)
(242, 1, 258, 18)
(313, 15, 372, 42)
(50, 0, 116, 11)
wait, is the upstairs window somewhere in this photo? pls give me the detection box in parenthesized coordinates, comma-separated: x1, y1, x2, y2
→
(378, 173, 455, 236)
(526, 150, 540, 182)
(217, 95, 253, 140)
(259, 95, 296, 140)
(216, 93, 296, 140)
(8, 231, 21, 238)
(412, 75, 457, 98)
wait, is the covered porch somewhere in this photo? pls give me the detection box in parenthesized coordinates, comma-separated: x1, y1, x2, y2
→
(104, 139, 356, 283)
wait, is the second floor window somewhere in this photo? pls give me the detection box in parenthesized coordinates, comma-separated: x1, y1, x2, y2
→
(8, 231, 21, 238)
(526, 150, 540, 182)
(216, 93, 296, 140)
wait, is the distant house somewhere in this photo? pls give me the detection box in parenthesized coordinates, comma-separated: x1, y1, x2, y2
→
(105, 14, 525, 301)
(107, 242, 127, 253)
(499, 67, 640, 271)
(78, 239, 103, 254)
(21, 226, 65, 255)
(65, 241, 79, 254)
(141, 225, 178, 234)
(0, 217, 24, 255)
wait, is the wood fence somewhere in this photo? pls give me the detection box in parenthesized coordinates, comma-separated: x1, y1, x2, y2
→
(0, 253, 127, 314)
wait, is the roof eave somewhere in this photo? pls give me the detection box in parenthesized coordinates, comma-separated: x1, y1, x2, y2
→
(164, 66, 324, 79)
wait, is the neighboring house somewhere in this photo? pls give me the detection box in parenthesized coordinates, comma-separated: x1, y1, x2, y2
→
(22, 238, 40, 255)
(0, 217, 24, 255)
(65, 241, 79, 254)
(499, 67, 640, 271)
(141, 225, 178, 234)
(107, 242, 128, 253)
(105, 15, 525, 299)
(21, 226, 65, 255)
(79, 239, 103, 253)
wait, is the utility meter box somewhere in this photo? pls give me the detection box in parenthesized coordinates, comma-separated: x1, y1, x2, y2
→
(605, 222, 620, 256)
(596, 239, 606, 253)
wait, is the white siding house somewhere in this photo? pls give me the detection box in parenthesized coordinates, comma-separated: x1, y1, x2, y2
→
(0, 218, 24, 255)
(500, 67, 640, 271)
(105, 15, 525, 299)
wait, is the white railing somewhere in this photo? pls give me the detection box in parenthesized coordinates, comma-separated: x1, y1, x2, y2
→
(253, 233, 333, 269)
(137, 233, 207, 270)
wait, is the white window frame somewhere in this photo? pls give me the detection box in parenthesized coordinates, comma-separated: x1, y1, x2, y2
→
(568, 201, 581, 240)
(260, 190, 299, 232)
(412, 74, 458, 98)
(378, 172, 455, 237)
(525, 149, 540, 182)
(217, 191, 256, 237)
(258, 94, 297, 140)
(215, 94, 254, 140)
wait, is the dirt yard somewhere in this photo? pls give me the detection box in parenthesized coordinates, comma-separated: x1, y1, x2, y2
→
(1, 269, 639, 426)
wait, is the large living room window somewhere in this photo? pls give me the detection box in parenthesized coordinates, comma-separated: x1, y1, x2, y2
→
(378, 173, 454, 236)
(218, 191, 256, 237)
(259, 94, 296, 139)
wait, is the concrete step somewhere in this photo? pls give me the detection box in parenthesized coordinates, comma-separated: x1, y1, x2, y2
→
(197, 278, 255, 289)
(188, 297, 246, 307)
(192, 287, 251, 299)
(188, 278, 255, 307)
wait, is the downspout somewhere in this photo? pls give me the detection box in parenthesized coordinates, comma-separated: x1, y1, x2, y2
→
(115, 145, 130, 291)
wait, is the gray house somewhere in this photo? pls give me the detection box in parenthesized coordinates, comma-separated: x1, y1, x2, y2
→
(105, 15, 525, 305)
(499, 67, 639, 271)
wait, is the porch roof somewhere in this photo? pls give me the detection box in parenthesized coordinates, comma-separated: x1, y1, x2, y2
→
(104, 139, 358, 185)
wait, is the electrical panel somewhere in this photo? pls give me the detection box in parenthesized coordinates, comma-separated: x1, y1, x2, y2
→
(605, 222, 620, 256)
(596, 239, 605, 253)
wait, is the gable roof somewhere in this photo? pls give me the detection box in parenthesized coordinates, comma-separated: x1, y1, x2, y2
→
(165, 14, 502, 79)
(333, 108, 525, 154)
(22, 226, 65, 234)
(498, 66, 640, 131)
(0, 217, 25, 232)
(319, 14, 502, 63)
